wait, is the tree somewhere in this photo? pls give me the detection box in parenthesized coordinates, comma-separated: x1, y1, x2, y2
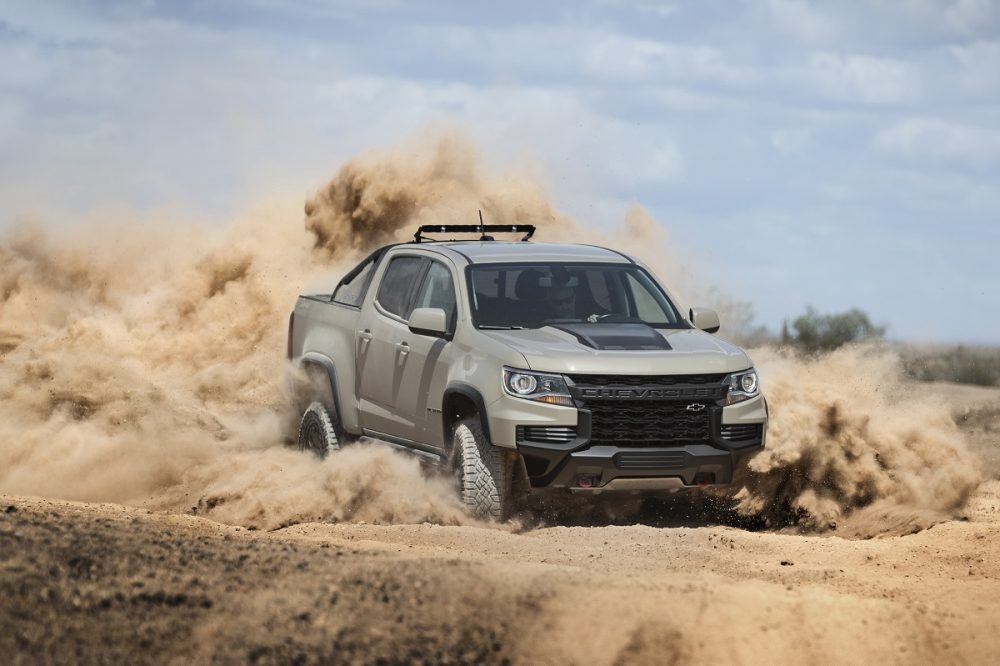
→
(789, 307, 885, 352)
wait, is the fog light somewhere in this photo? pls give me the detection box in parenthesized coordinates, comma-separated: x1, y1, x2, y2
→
(693, 472, 716, 486)
(576, 475, 594, 488)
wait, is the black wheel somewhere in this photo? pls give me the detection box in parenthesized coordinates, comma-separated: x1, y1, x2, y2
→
(451, 416, 515, 521)
(297, 401, 340, 458)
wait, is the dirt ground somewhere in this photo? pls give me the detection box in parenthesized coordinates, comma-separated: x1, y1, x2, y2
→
(2, 384, 999, 665)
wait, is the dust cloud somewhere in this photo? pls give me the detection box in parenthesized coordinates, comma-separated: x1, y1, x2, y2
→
(0, 131, 982, 534)
(732, 345, 981, 536)
(0, 186, 473, 529)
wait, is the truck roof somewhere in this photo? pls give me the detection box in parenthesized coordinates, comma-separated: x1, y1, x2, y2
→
(416, 241, 632, 265)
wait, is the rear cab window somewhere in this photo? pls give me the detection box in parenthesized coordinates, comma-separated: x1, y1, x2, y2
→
(375, 256, 426, 320)
(333, 252, 380, 307)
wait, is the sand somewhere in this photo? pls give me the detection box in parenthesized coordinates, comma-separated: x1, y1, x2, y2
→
(2, 382, 997, 665)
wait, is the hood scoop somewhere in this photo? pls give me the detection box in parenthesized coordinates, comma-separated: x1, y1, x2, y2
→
(549, 323, 672, 351)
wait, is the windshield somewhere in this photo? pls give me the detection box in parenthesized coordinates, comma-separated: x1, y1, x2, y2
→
(468, 263, 686, 329)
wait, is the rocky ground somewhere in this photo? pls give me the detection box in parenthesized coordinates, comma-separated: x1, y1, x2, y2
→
(2, 383, 998, 665)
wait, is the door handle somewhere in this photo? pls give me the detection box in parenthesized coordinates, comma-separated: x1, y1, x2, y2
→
(395, 342, 410, 355)
(358, 329, 373, 341)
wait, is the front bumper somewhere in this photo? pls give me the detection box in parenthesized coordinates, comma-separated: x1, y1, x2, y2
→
(539, 443, 752, 492)
(488, 391, 767, 492)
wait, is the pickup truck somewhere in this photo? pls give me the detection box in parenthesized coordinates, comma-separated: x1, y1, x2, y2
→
(287, 224, 767, 520)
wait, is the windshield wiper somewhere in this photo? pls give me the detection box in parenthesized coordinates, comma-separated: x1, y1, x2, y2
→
(479, 325, 526, 330)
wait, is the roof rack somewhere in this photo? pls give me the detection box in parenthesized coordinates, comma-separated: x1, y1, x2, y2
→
(412, 224, 536, 243)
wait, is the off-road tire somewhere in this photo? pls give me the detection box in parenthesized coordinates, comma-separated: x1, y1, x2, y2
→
(452, 417, 514, 521)
(297, 401, 340, 458)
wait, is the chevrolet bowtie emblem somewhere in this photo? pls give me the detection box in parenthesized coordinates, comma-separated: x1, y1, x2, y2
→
(686, 403, 706, 412)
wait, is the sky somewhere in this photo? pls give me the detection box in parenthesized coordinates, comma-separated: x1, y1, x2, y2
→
(1, 0, 998, 343)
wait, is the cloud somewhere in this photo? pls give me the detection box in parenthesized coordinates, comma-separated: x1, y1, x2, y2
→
(651, 85, 748, 112)
(313, 76, 685, 188)
(769, 127, 814, 155)
(764, 0, 837, 42)
(945, 0, 995, 34)
(581, 34, 756, 86)
(806, 51, 922, 105)
(874, 117, 1000, 167)
(950, 40, 1000, 93)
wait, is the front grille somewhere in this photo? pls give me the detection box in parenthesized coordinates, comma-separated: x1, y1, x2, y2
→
(720, 423, 763, 442)
(517, 425, 577, 444)
(569, 373, 727, 388)
(614, 450, 686, 470)
(584, 399, 711, 447)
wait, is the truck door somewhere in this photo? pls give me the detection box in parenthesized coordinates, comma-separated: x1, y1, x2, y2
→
(356, 254, 427, 437)
(394, 259, 457, 448)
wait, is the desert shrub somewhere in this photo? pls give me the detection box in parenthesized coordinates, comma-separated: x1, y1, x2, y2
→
(783, 307, 885, 352)
(902, 345, 1000, 387)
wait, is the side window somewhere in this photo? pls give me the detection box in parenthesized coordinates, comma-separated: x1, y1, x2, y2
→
(333, 256, 377, 307)
(376, 256, 424, 319)
(625, 272, 674, 324)
(413, 262, 457, 330)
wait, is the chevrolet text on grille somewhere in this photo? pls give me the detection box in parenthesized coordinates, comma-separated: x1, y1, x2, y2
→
(578, 387, 721, 399)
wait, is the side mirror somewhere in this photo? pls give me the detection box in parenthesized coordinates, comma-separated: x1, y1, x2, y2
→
(689, 307, 720, 334)
(408, 307, 450, 338)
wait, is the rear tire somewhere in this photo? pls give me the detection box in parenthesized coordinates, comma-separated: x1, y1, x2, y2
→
(297, 401, 340, 458)
(452, 416, 514, 521)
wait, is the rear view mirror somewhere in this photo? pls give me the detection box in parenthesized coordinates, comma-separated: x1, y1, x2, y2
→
(689, 308, 720, 334)
(537, 276, 579, 288)
(409, 308, 449, 338)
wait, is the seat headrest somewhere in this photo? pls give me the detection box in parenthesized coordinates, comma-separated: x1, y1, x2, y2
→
(514, 269, 543, 300)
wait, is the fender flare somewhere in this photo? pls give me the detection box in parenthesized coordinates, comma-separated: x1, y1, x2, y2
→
(297, 352, 343, 421)
(442, 382, 492, 442)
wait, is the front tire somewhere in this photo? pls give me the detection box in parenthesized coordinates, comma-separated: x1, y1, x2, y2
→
(297, 401, 340, 458)
(452, 417, 514, 521)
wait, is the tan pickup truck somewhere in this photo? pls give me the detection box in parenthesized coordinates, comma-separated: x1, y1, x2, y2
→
(287, 224, 767, 519)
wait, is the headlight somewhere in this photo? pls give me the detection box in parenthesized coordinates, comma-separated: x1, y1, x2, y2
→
(502, 368, 573, 407)
(727, 369, 759, 405)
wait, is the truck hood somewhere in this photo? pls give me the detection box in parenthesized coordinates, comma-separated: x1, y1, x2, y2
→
(481, 324, 752, 375)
